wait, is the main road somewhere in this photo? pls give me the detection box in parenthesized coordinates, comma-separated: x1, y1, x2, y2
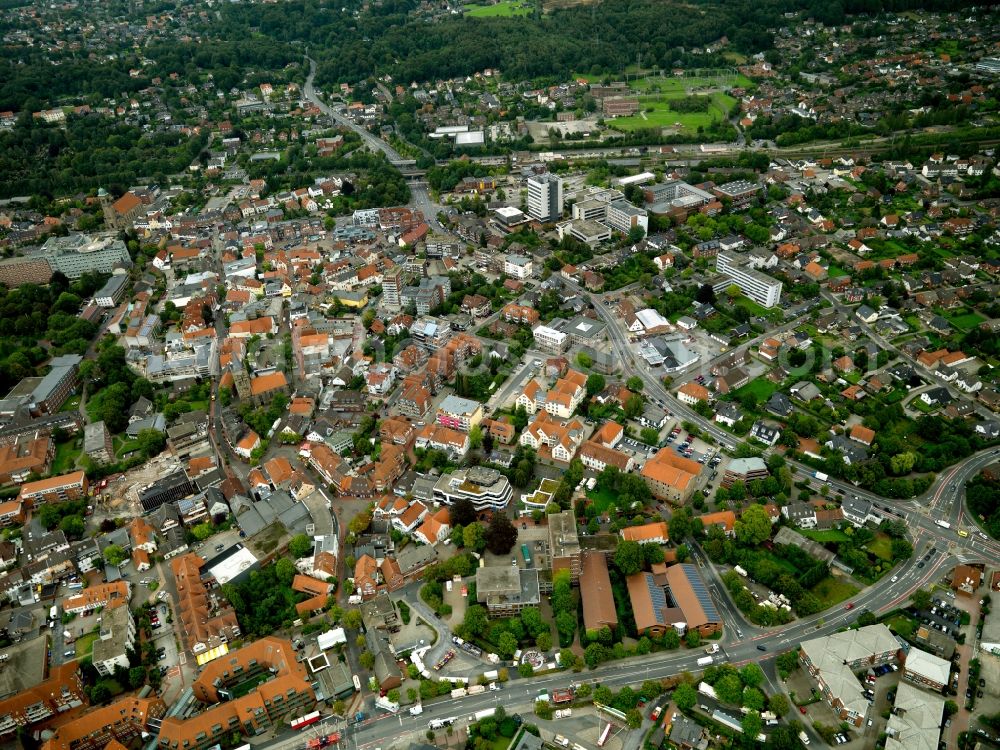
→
(303, 57, 409, 166)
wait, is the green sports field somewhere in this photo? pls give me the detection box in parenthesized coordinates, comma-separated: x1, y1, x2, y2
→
(465, 0, 533, 16)
(607, 92, 736, 134)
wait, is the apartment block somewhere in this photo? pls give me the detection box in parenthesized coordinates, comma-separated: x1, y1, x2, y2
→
(714, 251, 783, 308)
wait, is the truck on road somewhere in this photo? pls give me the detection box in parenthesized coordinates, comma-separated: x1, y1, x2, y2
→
(697, 656, 713, 666)
(935, 520, 951, 529)
(704, 644, 719, 655)
(813, 471, 828, 483)
(467, 685, 486, 696)
(409, 705, 423, 716)
(451, 688, 467, 699)
(482, 670, 499, 681)
(471, 708, 496, 722)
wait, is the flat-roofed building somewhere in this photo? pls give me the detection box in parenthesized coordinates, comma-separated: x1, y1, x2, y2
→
(475, 566, 540, 618)
(580, 551, 617, 634)
(548, 510, 581, 583)
(0, 642, 86, 737)
(715, 251, 782, 308)
(91, 604, 136, 676)
(432, 467, 512, 511)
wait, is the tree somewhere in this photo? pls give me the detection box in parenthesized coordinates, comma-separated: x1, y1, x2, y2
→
(469, 425, 484, 450)
(695, 284, 716, 304)
(577, 352, 593, 369)
(518, 662, 534, 678)
(536, 632, 552, 651)
(685, 629, 700, 648)
(129, 666, 147, 689)
(715, 674, 744, 705)
(450, 498, 477, 527)
(626, 376, 643, 393)
(740, 662, 765, 689)
(669, 510, 692, 541)
(359, 651, 375, 670)
(59, 515, 85, 539)
(136, 429, 166, 458)
(742, 686, 765, 711)
(463, 603, 488, 636)
(275, 558, 296, 585)
(768, 693, 790, 717)
(343, 609, 363, 630)
(674, 682, 697, 711)
(734, 503, 772, 545)
(643, 543, 665, 565)
(288, 534, 313, 558)
(625, 709, 642, 729)
(741, 711, 763, 742)
(586, 373, 606, 397)
(593, 686, 613, 706)
(484, 513, 518, 555)
(584, 642, 607, 669)
(103, 544, 128, 567)
(911, 589, 932, 611)
(776, 650, 800, 678)
(624, 394, 645, 419)
(191, 522, 213, 542)
(663, 629, 681, 649)
(613, 539, 644, 575)
(726, 284, 742, 300)
(496, 632, 518, 660)
(463, 522, 487, 553)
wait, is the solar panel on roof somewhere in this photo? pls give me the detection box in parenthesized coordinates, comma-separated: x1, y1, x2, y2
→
(646, 574, 668, 624)
(682, 564, 720, 623)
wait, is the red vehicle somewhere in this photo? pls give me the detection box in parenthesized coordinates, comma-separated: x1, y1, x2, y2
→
(650, 707, 662, 722)
(551, 689, 574, 704)
(799, 707, 807, 715)
(845, 602, 854, 610)
(306, 733, 341, 750)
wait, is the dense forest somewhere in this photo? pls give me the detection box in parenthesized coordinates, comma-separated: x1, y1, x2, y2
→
(0, 114, 208, 198)
(209, 0, 982, 87)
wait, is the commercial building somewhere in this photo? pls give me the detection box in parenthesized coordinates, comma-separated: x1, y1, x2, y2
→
(526, 173, 564, 223)
(91, 604, 136, 676)
(548, 510, 581, 583)
(475, 566, 540, 617)
(504, 254, 533, 280)
(158, 638, 315, 750)
(0, 433, 54, 484)
(580, 551, 617, 634)
(626, 563, 721, 637)
(37, 233, 132, 279)
(531, 324, 568, 354)
(40, 695, 167, 750)
(714, 252, 783, 308)
(0, 644, 86, 737)
(94, 274, 128, 308)
(902, 647, 950, 691)
(621, 521, 669, 544)
(139, 470, 194, 513)
(62, 581, 131, 614)
(432, 467, 512, 511)
(722, 457, 769, 488)
(799, 624, 901, 727)
(640, 449, 701, 504)
(382, 266, 404, 307)
(605, 200, 649, 234)
(885, 682, 944, 750)
(18, 470, 88, 507)
(4, 354, 83, 415)
(170, 552, 241, 655)
(83, 421, 113, 465)
(435, 394, 484, 433)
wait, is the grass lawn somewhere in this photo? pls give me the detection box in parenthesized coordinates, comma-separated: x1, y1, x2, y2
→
(732, 379, 777, 403)
(946, 312, 984, 331)
(230, 672, 274, 698)
(60, 395, 81, 413)
(75, 631, 99, 658)
(630, 73, 752, 93)
(586, 486, 617, 514)
(733, 295, 783, 322)
(884, 613, 918, 640)
(810, 577, 859, 608)
(465, 0, 533, 16)
(800, 529, 850, 543)
(866, 532, 894, 562)
(910, 397, 934, 414)
(52, 440, 81, 475)
(827, 265, 849, 278)
(608, 92, 735, 135)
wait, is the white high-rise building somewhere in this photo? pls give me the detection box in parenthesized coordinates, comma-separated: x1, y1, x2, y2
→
(526, 173, 564, 222)
(715, 251, 783, 308)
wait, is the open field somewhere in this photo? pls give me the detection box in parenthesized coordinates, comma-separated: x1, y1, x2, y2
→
(811, 577, 859, 608)
(946, 312, 984, 331)
(867, 532, 894, 562)
(629, 73, 752, 93)
(608, 92, 735, 134)
(465, 0, 533, 16)
(732, 378, 777, 403)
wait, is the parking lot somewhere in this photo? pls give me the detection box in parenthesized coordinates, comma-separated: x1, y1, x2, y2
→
(911, 595, 964, 640)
